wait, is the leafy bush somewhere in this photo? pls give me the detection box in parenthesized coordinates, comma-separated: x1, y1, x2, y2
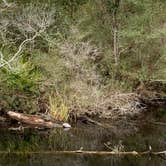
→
(0, 60, 40, 113)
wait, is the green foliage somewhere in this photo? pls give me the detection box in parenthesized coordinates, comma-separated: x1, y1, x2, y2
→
(0, 58, 40, 113)
(78, 0, 166, 83)
(5, 64, 40, 94)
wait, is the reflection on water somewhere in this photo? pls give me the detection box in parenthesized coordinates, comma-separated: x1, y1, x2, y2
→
(0, 107, 165, 166)
(0, 154, 166, 166)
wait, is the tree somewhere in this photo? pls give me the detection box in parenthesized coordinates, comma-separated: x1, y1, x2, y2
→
(104, 0, 121, 66)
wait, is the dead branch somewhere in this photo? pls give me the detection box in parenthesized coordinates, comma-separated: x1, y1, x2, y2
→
(0, 3, 55, 70)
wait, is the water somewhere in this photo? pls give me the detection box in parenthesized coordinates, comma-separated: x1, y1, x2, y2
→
(0, 107, 165, 166)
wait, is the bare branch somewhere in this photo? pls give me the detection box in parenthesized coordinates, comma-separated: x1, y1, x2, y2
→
(0, 29, 45, 69)
(0, 3, 55, 70)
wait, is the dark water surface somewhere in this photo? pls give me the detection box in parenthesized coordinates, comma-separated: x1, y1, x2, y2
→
(0, 107, 165, 166)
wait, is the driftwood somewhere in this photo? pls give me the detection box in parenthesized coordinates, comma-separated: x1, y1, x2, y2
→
(7, 111, 62, 128)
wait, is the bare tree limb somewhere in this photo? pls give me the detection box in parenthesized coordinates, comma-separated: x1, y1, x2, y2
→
(0, 28, 45, 69)
(0, 3, 55, 70)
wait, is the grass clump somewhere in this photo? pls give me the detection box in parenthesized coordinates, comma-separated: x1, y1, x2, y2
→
(49, 94, 69, 121)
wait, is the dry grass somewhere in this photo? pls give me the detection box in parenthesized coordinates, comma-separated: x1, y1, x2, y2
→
(49, 94, 69, 121)
(69, 88, 144, 119)
(98, 92, 144, 119)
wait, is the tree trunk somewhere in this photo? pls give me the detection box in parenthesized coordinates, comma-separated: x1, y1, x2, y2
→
(113, 11, 119, 78)
(113, 26, 118, 67)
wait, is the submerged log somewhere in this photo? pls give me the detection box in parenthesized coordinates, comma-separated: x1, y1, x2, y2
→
(7, 111, 62, 128)
(0, 150, 165, 156)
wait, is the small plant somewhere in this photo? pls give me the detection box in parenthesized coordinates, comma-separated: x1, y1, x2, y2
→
(49, 94, 69, 121)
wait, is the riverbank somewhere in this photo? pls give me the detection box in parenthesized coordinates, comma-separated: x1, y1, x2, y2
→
(0, 80, 165, 130)
(0, 94, 165, 134)
(0, 104, 165, 166)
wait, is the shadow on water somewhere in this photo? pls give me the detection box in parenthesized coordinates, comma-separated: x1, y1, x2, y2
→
(0, 106, 165, 166)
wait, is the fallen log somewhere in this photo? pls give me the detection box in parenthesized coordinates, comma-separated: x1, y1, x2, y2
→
(7, 111, 62, 128)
